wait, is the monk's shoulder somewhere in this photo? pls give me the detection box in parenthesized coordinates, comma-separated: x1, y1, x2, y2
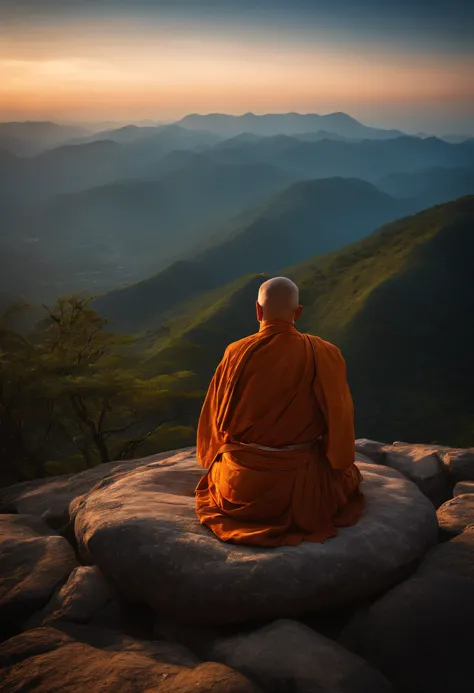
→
(224, 332, 258, 358)
(304, 333, 345, 360)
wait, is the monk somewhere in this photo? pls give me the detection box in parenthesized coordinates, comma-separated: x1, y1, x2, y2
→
(195, 276, 364, 546)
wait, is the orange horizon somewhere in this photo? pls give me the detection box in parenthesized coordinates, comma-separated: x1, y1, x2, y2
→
(1, 19, 473, 132)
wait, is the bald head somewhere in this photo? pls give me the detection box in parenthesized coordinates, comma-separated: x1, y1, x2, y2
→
(257, 277, 301, 322)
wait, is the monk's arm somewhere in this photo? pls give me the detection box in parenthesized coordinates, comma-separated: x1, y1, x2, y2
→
(313, 341, 355, 471)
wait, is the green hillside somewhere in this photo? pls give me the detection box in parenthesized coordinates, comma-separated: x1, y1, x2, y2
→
(292, 196, 474, 445)
(96, 177, 409, 332)
(135, 196, 474, 446)
(144, 274, 267, 381)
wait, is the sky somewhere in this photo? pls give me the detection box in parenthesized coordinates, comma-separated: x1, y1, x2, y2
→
(0, 0, 473, 134)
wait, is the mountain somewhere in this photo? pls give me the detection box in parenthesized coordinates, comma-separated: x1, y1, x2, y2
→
(115, 196, 474, 445)
(294, 130, 352, 142)
(0, 126, 223, 203)
(0, 141, 125, 204)
(0, 121, 89, 156)
(95, 177, 410, 332)
(182, 177, 411, 282)
(292, 195, 474, 445)
(144, 274, 267, 378)
(161, 135, 474, 184)
(378, 167, 474, 208)
(0, 162, 292, 302)
(70, 123, 222, 149)
(440, 134, 473, 144)
(3, 128, 472, 209)
(178, 112, 404, 139)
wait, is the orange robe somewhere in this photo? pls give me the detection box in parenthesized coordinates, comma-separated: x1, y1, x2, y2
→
(195, 319, 364, 546)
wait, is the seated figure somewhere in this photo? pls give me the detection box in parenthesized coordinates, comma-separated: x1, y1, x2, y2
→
(195, 276, 364, 546)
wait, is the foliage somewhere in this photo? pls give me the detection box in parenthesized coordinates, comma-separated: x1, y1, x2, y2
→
(0, 296, 199, 485)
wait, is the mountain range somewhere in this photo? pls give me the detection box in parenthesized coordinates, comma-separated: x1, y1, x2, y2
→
(178, 112, 405, 139)
(1, 113, 473, 317)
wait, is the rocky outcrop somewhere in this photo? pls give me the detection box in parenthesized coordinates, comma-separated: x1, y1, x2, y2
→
(340, 526, 474, 693)
(436, 447, 474, 482)
(454, 480, 474, 496)
(1, 441, 473, 693)
(355, 439, 451, 506)
(0, 625, 261, 693)
(208, 618, 395, 693)
(26, 566, 116, 628)
(436, 494, 474, 537)
(0, 514, 77, 629)
(71, 451, 437, 625)
(0, 448, 191, 529)
(357, 440, 474, 486)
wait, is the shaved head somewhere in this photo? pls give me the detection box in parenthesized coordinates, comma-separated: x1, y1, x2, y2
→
(257, 277, 301, 322)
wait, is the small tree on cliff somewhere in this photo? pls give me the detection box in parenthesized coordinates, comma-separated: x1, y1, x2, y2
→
(0, 296, 198, 483)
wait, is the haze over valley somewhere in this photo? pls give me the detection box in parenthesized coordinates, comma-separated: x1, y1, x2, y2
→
(1, 115, 474, 305)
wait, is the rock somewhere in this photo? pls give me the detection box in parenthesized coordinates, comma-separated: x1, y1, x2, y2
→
(71, 453, 437, 625)
(362, 442, 451, 507)
(355, 439, 388, 465)
(340, 526, 474, 693)
(208, 618, 394, 693)
(0, 625, 259, 693)
(437, 447, 474, 482)
(27, 566, 114, 628)
(0, 447, 193, 529)
(436, 494, 474, 537)
(453, 480, 474, 496)
(153, 619, 237, 661)
(354, 451, 379, 465)
(0, 514, 77, 628)
(153, 661, 263, 693)
(386, 444, 451, 507)
(54, 622, 201, 667)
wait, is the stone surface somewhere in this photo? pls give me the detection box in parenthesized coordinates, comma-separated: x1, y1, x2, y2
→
(453, 480, 474, 496)
(355, 439, 388, 465)
(71, 452, 437, 625)
(0, 448, 192, 529)
(209, 618, 394, 693)
(0, 514, 77, 626)
(27, 566, 114, 628)
(340, 527, 474, 693)
(437, 447, 474, 482)
(357, 441, 450, 507)
(0, 625, 259, 693)
(55, 622, 201, 667)
(436, 494, 474, 537)
(354, 451, 379, 465)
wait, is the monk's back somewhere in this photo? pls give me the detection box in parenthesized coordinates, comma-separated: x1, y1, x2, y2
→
(228, 327, 326, 448)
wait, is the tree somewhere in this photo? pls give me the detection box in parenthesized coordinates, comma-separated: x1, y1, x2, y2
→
(0, 296, 200, 484)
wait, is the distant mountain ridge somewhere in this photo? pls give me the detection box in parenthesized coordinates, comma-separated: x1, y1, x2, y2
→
(0, 121, 89, 156)
(178, 112, 405, 139)
(160, 134, 474, 184)
(378, 167, 474, 208)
